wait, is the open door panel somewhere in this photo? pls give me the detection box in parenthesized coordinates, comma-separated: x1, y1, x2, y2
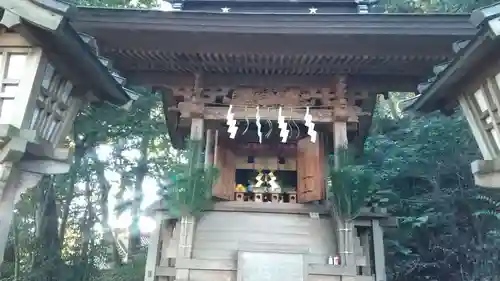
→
(212, 139, 236, 200)
(296, 136, 325, 203)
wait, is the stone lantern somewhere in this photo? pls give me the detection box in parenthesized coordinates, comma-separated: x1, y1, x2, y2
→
(0, 0, 137, 265)
(409, 3, 500, 189)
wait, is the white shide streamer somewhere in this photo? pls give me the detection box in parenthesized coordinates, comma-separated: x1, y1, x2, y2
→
(304, 106, 317, 143)
(255, 171, 264, 188)
(256, 106, 262, 143)
(268, 171, 280, 192)
(226, 104, 238, 139)
(278, 107, 289, 143)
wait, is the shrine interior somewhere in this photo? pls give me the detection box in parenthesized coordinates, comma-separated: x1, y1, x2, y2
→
(228, 121, 304, 202)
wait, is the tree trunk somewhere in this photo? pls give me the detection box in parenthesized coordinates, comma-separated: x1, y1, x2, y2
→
(59, 144, 85, 245)
(80, 181, 92, 263)
(127, 135, 150, 261)
(93, 151, 123, 267)
(385, 95, 400, 120)
(13, 213, 20, 281)
(30, 176, 62, 281)
(78, 180, 93, 281)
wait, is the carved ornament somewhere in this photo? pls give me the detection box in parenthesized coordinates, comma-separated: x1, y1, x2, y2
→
(171, 87, 353, 108)
(167, 75, 371, 123)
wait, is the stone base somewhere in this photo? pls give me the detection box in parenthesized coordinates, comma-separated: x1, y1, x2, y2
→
(471, 158, 500, 188)
(237, 251, 305, 281)
(145, 202, 393, 281)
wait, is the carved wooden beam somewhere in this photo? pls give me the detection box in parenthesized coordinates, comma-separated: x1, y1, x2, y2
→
(168, 86, 371, 108)
(227, 142, 298, 157)
(169, 105, 369, 124)
(202, 106, 369, 123)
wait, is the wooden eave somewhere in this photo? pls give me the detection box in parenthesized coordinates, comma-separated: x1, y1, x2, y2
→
(71, 8, 473, 36)
(1, 0, 133, 106)
(409, 3, 500, 114)
(177, 0, 357, 4)
(176, 0, 360, 12)
(69, 9, 477, 93)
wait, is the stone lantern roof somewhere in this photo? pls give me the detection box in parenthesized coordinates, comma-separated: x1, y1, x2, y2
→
(408, 2, 500, 114)
(1, 0, 138, 108)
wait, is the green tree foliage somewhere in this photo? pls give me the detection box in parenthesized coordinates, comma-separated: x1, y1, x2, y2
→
(380, 0, 497, 12)
(0, 87, 177, 281)
(71, 0, 159, 8)
(328, 149, 396, 220)
(325, 90, 500, 280)
(363, 107, 500, 281)
(158, 140, 219, 218)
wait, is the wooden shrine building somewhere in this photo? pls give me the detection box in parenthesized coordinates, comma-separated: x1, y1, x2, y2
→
(70, 2, 476, 281)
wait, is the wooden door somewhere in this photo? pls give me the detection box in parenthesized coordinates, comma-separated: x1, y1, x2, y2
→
(224, 148, 236, 199)
(296, 136, 325, 203)
(212, 141, 235, 200)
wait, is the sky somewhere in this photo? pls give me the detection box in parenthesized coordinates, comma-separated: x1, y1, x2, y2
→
(129, 0, 173, 10)
(157, 1, 173, 10)
(96, 145, 158, 233)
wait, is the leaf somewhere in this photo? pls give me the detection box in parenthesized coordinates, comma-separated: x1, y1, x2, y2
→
(158, 140, 219, 218)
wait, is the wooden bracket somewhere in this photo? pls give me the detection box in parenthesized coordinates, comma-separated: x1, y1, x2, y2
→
(335, 75, 347, 98)
(333, 98, 350, 122)
(177, 101, 204, 118)
(193, 73, 203, 98)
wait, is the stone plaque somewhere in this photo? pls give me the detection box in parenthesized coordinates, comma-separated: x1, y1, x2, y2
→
(237, 251, 305, 281)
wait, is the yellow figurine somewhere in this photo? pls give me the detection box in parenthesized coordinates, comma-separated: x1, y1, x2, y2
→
(235, 184, 246, 192)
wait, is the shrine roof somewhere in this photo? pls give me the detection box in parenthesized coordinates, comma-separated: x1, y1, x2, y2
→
(173, 0, 360, 12)
(409, 3, 500, 114)
(69, 8, 476, 92)
(72, 7, 472, 35)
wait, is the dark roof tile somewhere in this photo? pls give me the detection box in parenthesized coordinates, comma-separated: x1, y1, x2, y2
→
(77, 31, 138, 101)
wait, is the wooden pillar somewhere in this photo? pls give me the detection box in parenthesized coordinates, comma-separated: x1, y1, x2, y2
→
(190, 118, 204, 143)
(144, 212, 163, 281)
(333, 75, 349, 168)
(204, 129, 214, 200)
(333, 77, 349, 163)
(333, 113, 350, 268)
(340, 220, 356, 273)
(176, 118, 204, 280)
(361, 229, 373, 276)
(372, 219, 386, 281)
(332, 76, 356, 272)
(160, 220, 177, 267)
(333, 121, 348, 169)
(213, 130, 219, 165)
(204, 129, 213, 168)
